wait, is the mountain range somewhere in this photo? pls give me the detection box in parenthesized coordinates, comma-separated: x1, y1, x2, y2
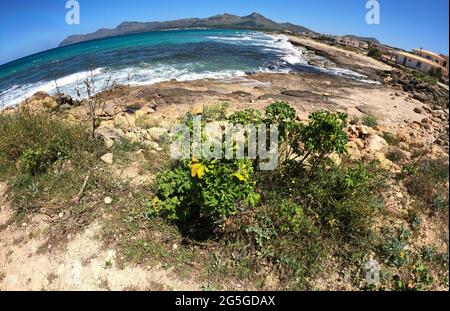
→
(59, 13, 314, 46)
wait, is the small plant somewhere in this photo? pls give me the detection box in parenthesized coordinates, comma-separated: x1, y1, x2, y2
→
(361, 115, 378, 127)
(228, 108, 262, 126)
(386, 147, 406, 163)
(296, 111, 348, 173)
(420, 245, 438, 262)
(74, 68, 115, 138)
(382, 132, 399, 146)
(379, 226, 411, 267)
(202, 103, 229, 122)
(407, 208, 422, 230)
(403, 156, 449, 213)
(276, 200, 316, 234)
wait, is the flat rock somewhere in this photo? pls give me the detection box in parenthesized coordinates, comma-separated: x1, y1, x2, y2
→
(101, 153, 114, 164)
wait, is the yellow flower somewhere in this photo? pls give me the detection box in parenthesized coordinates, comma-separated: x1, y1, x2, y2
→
(191, 161, 206, 179)
(233, 163, 249, 181)
(151, 197, 161, 209)
(399, 251, 405, 258)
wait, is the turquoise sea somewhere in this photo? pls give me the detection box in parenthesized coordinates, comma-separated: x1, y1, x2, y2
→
(0, 29, 367, 108)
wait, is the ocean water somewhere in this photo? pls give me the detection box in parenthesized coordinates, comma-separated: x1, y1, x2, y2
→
(0, 29, 369, 108)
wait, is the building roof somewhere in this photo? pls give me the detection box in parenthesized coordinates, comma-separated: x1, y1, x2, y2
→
(413, 49, 445, 61)
(396, 51, 445, 68)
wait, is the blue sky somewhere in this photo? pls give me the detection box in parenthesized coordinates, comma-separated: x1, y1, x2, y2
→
(0, 0, 448, 65)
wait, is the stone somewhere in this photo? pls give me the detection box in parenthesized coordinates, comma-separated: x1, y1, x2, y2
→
(421, 118, 431, 124)
(353, 138, 365, 149)
(346, 141, 362, 159)
(59, 103, 72, 111)
(374, 152, 393, 170)
(97, 126, 125, 141)
(103, 103, 116, 116)
(18, 92, 59, 113)
(120, 165, 140, 180)
(143, 140, 160, 151)
(147, 127, 168, 141)
(101, 153, 114, 164)
(135, 107, 156, 119)
(413, 107, 423, 114)
(422, 105, 432, 114)
(104, 138, 114, 149)
(104, 197, 113, 205)
(125, 132, 139, 143)
(366, 134, 388, 152)
(114, 114, 135, 129)
(421, 123, 431, 130)
(328, 153, 341, 166)
(413, 92, 427, 102)
(398, 142, 410, 151)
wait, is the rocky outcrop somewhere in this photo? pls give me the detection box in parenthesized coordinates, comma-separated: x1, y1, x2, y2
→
(379, 70, 449, 109)
(18, 92, 59, 113)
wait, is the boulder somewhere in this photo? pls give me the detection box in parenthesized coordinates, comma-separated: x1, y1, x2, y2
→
(365, 134, 388, 152)
(135, 107, 156, 119)
(374, 152, 393, 170)
(413, 92, 428, 102)
(125, 132, 139, 143)
(103, 102, 116, 117)
(18, 92, 58, 113)
(147, 127, 168, 141)
(97, 126, 125, 141)
(114, 114, 135, 130)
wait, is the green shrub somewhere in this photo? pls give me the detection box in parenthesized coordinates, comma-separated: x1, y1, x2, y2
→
(368, 47, 382, 59)
(150, 158, 260, 224)
(303, 163, 383, 238)
(276, 200, 316, 234)
(379, 226, 411, 267)
(0, 113, 103, 215)
(300, 111, 348, 156)
(0, 113, 98, 177)
(382, 132, 399, 146)
(403, 156, 449, 213)
(228, 108, 262, 126)
(265, 101, 297, 138)
(361, 115, 378, 127)
(202, 103, 229, 122)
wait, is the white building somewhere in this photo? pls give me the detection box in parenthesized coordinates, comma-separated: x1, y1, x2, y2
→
(396, 49, 448, 77)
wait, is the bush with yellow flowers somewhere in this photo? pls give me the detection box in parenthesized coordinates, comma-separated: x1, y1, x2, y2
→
(149, 157, 260, 223)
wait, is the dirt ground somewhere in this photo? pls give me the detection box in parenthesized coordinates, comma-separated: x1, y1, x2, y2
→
(0, 192, 201, 291)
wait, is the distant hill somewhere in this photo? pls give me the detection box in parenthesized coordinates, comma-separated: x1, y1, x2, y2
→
(342, 35, 380, 44)
(59, 13, 314, 46)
